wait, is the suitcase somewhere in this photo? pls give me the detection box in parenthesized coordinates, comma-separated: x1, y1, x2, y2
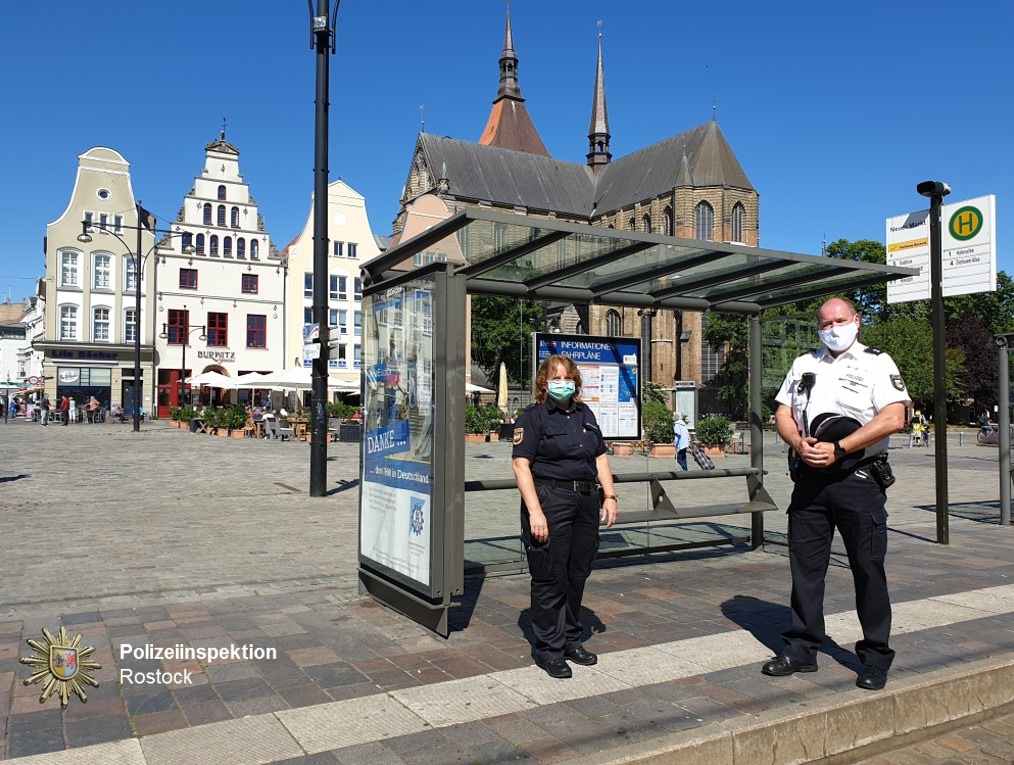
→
(689, 442, 716, 470)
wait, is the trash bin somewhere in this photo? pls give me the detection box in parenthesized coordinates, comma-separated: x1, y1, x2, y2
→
(339, 423, 362, 442)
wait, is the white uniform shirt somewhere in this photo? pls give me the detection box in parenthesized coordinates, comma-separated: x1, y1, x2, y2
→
(775, 340, 911, 454)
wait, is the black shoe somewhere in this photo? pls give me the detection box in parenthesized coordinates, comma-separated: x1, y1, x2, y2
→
(537, 658, 572, 679)
(856, 665, 887, 690)
(761, 655, 818, 676)
(564, 646, 598, 666)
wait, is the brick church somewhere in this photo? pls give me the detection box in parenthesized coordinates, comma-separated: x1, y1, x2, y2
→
(391, 6, 759, 398)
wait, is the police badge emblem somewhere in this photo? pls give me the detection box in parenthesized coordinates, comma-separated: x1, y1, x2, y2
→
(513, 427, 524, 445)
(20, 626, 101, 707)
(890, 374, 906, 392)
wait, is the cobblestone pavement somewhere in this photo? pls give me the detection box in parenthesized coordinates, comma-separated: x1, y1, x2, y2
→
(0, 416, 1012, 764)
(849, 710, 1014, 765)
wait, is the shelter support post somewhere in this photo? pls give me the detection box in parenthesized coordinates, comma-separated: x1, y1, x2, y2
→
(749, 314, 764, 548)
(997, 336, 1012, 526)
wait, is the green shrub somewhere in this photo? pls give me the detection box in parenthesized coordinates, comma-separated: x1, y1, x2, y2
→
(694, 415, 733, 447)
(174, 406, 197, 422)
(327, 401, 358, 419)
(642, 400, 674, 443)
(220, 405, 248, 431)
(465, 404, 502, 434)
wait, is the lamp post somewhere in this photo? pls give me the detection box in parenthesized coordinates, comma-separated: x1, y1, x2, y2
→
(916, 180, 951, 545)
(77, 206, 195, 432)
(308, 0, 341, 497)
(160, 308, 206, 408)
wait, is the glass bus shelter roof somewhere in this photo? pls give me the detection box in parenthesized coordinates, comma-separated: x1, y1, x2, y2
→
(363, 208, 918, 314)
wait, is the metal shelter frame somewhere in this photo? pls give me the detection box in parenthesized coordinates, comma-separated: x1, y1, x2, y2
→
(359, 207, 919, 635)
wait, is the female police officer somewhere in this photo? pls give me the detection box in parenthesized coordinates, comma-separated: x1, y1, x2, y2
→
(512, 354, 618, 678)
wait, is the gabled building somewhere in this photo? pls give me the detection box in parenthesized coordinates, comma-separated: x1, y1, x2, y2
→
(282, 179, 382, 390)
(393, 7, 759, 396)
(154, 130, 285, 415)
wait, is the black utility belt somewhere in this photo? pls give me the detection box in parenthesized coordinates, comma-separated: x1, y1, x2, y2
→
(800, 452, 888, 477)
(533, 478, 599, 495)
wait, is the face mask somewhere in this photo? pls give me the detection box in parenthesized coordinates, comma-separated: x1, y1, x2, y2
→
(547, 380, 576, 403)
(818, 320, 859, 353)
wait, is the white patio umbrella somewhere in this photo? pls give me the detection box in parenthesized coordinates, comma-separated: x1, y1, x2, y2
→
(257, 367, 313, 389)
(497, 362, 509, 415)
(466, 382, 495, 394)
(184, 371, 232, 388)
(225, 372, 273, 390)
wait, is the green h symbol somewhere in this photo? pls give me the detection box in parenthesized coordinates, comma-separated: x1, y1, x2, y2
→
(955, 212, 975, 234)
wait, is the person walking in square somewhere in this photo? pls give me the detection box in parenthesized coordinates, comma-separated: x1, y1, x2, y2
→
(40, 395, 50, 426)
(762, 297, 909, 691)
(672, 413, 690, 471)
(59, 395, 70, 426)
(511, 354, 618, 679)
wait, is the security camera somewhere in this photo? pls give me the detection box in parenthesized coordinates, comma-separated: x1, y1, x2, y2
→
(916, 180, 951, 198)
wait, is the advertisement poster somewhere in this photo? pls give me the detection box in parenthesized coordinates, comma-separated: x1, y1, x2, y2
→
(360, 285, 435, 587)
(535, 334, 640, 439)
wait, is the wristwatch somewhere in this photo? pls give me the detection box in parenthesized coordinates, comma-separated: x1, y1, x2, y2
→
(833, 441, 847, 460)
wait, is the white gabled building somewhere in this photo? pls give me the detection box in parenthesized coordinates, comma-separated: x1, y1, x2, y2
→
(154, 130, 285, 416)
(282, 179, 381, 392)
(39, 147, 156, 414)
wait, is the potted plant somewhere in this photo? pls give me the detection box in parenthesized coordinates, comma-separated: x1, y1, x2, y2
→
(694, 415, 733, 457)
(642, 401, 676, 458)
(219, 405, 248, 438)
(465, 404, 501, 442)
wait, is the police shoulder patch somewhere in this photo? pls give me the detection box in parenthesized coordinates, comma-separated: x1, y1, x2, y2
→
(890, 374, 906, 391)
(865, 347, 884, 355)
(513, 427, 524, 445)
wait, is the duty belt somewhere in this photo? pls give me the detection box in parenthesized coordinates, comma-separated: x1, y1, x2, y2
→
(533, 478, 599, 494)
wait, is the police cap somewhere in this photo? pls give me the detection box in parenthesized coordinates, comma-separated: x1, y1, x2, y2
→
(810, 413, 865, 470)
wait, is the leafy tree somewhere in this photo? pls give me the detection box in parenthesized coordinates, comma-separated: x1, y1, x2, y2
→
(642, 379, 668, 407)
(946, 311, 999, 413)
(705, 313, 748, 418)
(470, 297, 544, 386)
(862, 317, 964, 404)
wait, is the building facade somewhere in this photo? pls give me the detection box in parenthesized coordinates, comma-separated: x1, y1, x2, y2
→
(282, 179, 382, 390)
(153, 131, 285, 416)
(39, 147, 158, 413)
(392, 8, 760, 399)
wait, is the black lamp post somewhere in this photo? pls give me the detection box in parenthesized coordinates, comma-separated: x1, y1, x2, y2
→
(308, 0, 341, 497)
(160, 308, 206, 408)
(77, 207, 195, 432)
(917, 180, 951, 545)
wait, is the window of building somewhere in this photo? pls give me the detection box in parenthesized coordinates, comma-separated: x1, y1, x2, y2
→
(353, 345, 361, 365)
(125, 257, 138, 292)
(84, 211, 94, 232)
(125, 308, 137, 343)
(329, 308, 339, 326)
(179, 268, 198, 289)
(237, 238, 245, 258)
(217, 205, 226, 227)
(203, 203, 212, 225)
(246, 315, 266, 348)
(230, 207, 239, 228)
(663, 206, 674, 236)
(304, 272, 313, 298)
(642, 214, 652, 234)
(348, 242, 357, 259)
(207, 312, 228, 347)
(329, 274, 339, 300)
(242, 273, 258, 294)
(209, 235, 219, 256)
(196, 234, 205, 255)
(93, 254, 111, 289)
(694, 202, 714, 241)
(113, 215, 123, 234)
(337, 309, 347, 333)
(354, 277, 362, 300)
(251, 239, 259, 259)
(354, 310, 362, 336)
(338, 276, 347, 300)
(60, 305, 77, 341)
(182, 232, 193, 252)
(628, 217, 636, 231)
(93, 307, 110, 341)
(223, 237, 232, 257)
(217, 184, 226, 201)
(99, 213, 108, 232)
(166, 309, 189, 344)
(60, 251, 79, 287)
(332, 241, 343, 257)
(605, 309, 622, 336)
(731, 202, 744, 243)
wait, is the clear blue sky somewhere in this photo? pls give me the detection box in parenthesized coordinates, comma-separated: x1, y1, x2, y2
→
(1, 1, 1010, 303)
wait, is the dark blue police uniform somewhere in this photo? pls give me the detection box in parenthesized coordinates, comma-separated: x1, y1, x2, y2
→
(512, 400, 605, 664)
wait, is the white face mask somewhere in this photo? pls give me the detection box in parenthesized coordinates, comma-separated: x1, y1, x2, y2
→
(818, 320, 859, 353)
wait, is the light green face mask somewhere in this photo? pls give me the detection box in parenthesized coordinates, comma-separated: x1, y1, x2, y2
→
(547, 380, 575, 402)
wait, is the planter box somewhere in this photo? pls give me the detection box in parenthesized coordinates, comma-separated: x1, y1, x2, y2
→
(611, 443, 633, 457)
(704, 445, 726, 458)
(649, 444, 676, 458)
(488, 432, 499, 442)
(217, 429, 230, 438)
(230, 430, 245, 439)
(465, 433, 488, 443)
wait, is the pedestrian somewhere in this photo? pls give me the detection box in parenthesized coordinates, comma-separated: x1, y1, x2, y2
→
(69, 397, 78, 424)
(59, 395, 70, 425)
(511, 353, 618, 679)
(40, 395, 50, 426)
(673, 413, 690, 471)
(762, 296, 909, 691)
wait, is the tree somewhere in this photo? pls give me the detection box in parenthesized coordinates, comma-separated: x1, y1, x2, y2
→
(862, 316, 964, 405)
(946, 311, 999, 413)
(470, 296, 544, 386)
(704, 313, 748, 418)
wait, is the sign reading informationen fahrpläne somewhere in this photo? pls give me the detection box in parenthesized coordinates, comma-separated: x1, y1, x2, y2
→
(886, 194, 997, 304)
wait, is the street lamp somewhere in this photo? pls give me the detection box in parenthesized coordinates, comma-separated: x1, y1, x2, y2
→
(77, 205, 195, 432)
(159, 308, 206, 408)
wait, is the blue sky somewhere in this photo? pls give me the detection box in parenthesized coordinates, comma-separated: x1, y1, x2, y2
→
(1, 0, 1010, 303)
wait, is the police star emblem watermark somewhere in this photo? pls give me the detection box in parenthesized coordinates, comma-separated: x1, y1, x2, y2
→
(19, 626, 101, 707)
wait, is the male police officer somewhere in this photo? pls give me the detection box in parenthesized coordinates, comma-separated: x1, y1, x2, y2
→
(763, 297, 909, 691)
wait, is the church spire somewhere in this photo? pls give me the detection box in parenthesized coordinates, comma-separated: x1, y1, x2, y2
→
(586, 22, 611, 171)
(478, 0, 549, 156)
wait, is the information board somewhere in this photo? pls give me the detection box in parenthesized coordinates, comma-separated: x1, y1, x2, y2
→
(535, 333, 641, 440)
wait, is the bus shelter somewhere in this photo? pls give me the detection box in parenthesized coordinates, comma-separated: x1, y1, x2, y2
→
(358, 207, 917, 636)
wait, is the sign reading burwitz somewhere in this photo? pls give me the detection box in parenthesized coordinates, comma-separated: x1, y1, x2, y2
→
(886, 194, 997, 304)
